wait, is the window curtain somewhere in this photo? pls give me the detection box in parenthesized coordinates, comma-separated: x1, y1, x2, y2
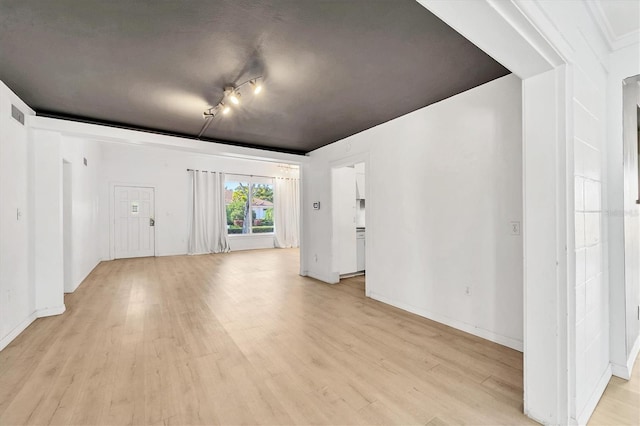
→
(188, 170, 230, 254)
(274, 177, 300, 248)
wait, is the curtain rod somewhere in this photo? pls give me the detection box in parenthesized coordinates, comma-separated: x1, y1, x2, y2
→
(186, 169, 297, 180)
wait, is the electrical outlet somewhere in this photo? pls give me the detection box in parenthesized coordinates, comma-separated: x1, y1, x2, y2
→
(465, 286, 471, 296)
(510, 221, 521, 236)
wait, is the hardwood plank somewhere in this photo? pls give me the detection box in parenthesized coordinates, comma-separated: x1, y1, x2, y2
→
(0, 248, 611, 425)
(589, 354, 640, 426)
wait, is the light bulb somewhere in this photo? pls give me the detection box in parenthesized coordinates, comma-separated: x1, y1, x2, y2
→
(221, 103, 231, 115)
(229, 91, 240, 105)
(251, 79, 263, 95)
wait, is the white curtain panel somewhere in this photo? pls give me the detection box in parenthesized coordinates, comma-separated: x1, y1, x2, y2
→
(274, 177, 300, 248)
(213, 172, 230, 253)
(188, 170, 230, 255)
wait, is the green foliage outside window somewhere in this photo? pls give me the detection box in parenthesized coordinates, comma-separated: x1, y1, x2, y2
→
(225, 181, 274, 233)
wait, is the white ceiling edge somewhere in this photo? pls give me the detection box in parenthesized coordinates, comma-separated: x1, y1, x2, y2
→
(586, 0, 640, 51)
(416, 0, 564, 79)
(28, 115, 308, 165)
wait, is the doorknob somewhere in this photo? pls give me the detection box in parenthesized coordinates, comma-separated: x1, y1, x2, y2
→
(150, 218, 155, 227)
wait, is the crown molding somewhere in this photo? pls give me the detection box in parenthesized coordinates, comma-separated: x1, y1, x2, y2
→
(586, 0, 640, 51)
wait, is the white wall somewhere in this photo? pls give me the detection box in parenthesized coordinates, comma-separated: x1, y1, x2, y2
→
(30, 131, 104, 296)
(608, 41, 640, 380)
(509, 1, 619, 422)
(99, 142, 299, 258)
(573, 60, 609, 423)
(404, 1, 635, 423)
(61, 136, 102, 291)
(0, 82, 36, 350)
(303, 74, 523, 349)
(621, 78, 639, 370)
(32, 129, 64, 310)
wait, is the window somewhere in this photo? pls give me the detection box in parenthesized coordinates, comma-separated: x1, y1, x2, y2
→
(225, 176, 274, 235)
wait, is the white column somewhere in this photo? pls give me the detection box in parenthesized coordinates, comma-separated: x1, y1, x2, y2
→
(523, 67, 571, 425)
(33, 129, 65, 315)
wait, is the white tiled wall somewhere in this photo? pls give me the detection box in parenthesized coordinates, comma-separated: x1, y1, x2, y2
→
(574, 65, 608, 414)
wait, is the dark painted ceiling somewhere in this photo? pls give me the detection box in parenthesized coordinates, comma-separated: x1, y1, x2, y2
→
(0, 0, 509, 154)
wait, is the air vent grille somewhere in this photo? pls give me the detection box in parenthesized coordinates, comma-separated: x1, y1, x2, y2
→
(11, 105, 24, 125)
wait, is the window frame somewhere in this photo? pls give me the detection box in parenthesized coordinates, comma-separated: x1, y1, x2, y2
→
(224, 175, 275, 236)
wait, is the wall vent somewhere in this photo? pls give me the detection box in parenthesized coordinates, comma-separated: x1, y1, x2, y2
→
(11, 105, 24, 125)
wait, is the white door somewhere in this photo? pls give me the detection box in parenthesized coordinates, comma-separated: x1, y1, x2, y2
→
(114, 186, 155, 259)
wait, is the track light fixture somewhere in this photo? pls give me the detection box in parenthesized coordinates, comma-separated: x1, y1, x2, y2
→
(197, 76, 264, 138)
(202, 77, 263, 120)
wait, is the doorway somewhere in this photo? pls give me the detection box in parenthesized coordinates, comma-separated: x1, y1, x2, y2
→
(331, 161, 367, 287)
(113, 186, 156, 259)
(62, 160, 73, 293)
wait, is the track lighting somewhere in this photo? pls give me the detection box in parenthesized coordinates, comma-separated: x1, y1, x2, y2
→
(200, 76, 264, 137)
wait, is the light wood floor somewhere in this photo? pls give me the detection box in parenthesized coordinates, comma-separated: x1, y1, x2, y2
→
(0, 249, 632, 425)
(589, 353, 640, 425)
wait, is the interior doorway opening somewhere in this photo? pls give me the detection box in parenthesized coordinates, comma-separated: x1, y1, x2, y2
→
(331, 160, 367, 291)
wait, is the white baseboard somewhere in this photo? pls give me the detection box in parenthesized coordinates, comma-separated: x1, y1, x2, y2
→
(611, 362, 629, 379)
(612, 335, 640, 380)
(36, 305, 66, 317)
(66, 259, 102, 293)
(576, 365, 612, 426)
(368, 291, 524, 352)
(0, 312, 37, 352)
(0, 304, 67, 353)
(628, 334, 640, 374)
(306, 270, 340, 284)
(156, 251, 187, 257)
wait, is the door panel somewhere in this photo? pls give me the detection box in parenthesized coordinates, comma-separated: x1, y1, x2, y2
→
(114, 186, 155, 259)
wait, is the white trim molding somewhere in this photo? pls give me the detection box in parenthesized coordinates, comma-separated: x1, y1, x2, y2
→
(36, 305, 66, 318)
(0, 313, 37, 352)
(612, 335, 640, 380)
(0, 305, 66, 352)
(586, 0, 640, 51)
(370, 292, 524, 352)
(577, 365, 612, 426)
(29, 116, 307, 165)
